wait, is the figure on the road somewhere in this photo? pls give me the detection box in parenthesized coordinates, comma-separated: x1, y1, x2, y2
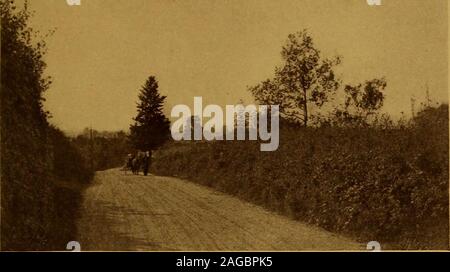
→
(126, 153, 133, 167)
(142, 150, 152, 176)
(131, 152, 142, 175)
(122, 153, 134, 174)
(122, 151, 152, 175)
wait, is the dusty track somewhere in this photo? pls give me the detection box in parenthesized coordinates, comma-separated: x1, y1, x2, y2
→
(77, 169, 363, 251)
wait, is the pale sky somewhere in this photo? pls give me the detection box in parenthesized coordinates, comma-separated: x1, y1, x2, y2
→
(23, 0, 448, 132)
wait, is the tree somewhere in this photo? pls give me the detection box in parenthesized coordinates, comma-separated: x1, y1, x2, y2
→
(129, 76, 170, 151)
(333, 78, 386, 126)
(1, 0, 92, 250)
(344, 78, 386, 117)
(1, 0, 55, 250)
(249, 30, 341, 126)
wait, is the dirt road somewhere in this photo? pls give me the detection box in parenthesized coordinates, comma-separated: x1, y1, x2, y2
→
(77, 169, 363, 251)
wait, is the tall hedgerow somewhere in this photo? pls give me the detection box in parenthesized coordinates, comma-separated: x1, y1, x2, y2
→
(1, 0, 93, 250)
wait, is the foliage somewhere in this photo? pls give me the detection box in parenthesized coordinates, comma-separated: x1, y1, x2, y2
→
(129, 76, 170, 151)
(328, 78, 387, 126)
(48, 126, 93, 182)
(71, 129, 131, 171)
(1, 0, 92, 250)
(152, 105, 449, 249)
(248, 30, 341, 126)
(344, 78, 386, 115)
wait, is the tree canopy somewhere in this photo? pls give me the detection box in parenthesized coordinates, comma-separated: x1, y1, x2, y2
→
(249, 30, 341, 126)
(129, 76, 170, 151)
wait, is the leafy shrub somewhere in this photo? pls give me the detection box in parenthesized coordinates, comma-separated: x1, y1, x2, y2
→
(71, 129, 131, 171)
(1, 0, 93, 250)
(49, 126, 93, 183)
(152, 105, 448, 249)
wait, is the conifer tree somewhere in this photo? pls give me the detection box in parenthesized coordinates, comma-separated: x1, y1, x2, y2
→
(130, 76, 170, 150)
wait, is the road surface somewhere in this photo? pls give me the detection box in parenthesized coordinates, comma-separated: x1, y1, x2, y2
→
(76, 169, 363, 251)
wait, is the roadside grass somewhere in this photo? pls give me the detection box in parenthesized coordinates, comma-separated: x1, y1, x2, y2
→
(151, 114, 449, 250)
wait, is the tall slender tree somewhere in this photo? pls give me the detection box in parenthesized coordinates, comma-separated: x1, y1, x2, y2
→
(249, 30, 341, 126)
(129, 76, 170, 151)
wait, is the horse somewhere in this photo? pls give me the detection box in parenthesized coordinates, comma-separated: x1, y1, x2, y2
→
(130, 151, 146, 175)
(121, 154, 133, 174)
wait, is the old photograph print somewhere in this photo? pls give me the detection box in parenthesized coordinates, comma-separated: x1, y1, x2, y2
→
(1, 0, 449, 251)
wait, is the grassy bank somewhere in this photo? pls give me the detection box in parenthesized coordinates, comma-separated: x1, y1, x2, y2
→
(152, 108, 448, 249)
(1, 124, 93, 250)
(1, 1, 93, 250)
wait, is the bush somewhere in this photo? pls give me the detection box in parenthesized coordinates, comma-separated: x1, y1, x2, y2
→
(152, 106, 448, 249)
(1, 0, 93, 250)
(71, 129, 131, 171)
(49, 126, 94, 183)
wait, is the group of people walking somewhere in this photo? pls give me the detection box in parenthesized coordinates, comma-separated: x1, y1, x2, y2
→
(124, 150, 152, 176)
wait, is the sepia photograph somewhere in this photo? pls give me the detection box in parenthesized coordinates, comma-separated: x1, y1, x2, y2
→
(1, 0, 449, 256)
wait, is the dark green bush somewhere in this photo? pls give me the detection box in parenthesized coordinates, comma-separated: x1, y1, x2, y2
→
(48, 126, 94, 183)
(152, 106, 448, 249)
(1, 0, 93, 250)
(71, 129, 131, 171)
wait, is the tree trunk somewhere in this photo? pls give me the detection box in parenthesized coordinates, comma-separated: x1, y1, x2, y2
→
(303, 89, 308, 127)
